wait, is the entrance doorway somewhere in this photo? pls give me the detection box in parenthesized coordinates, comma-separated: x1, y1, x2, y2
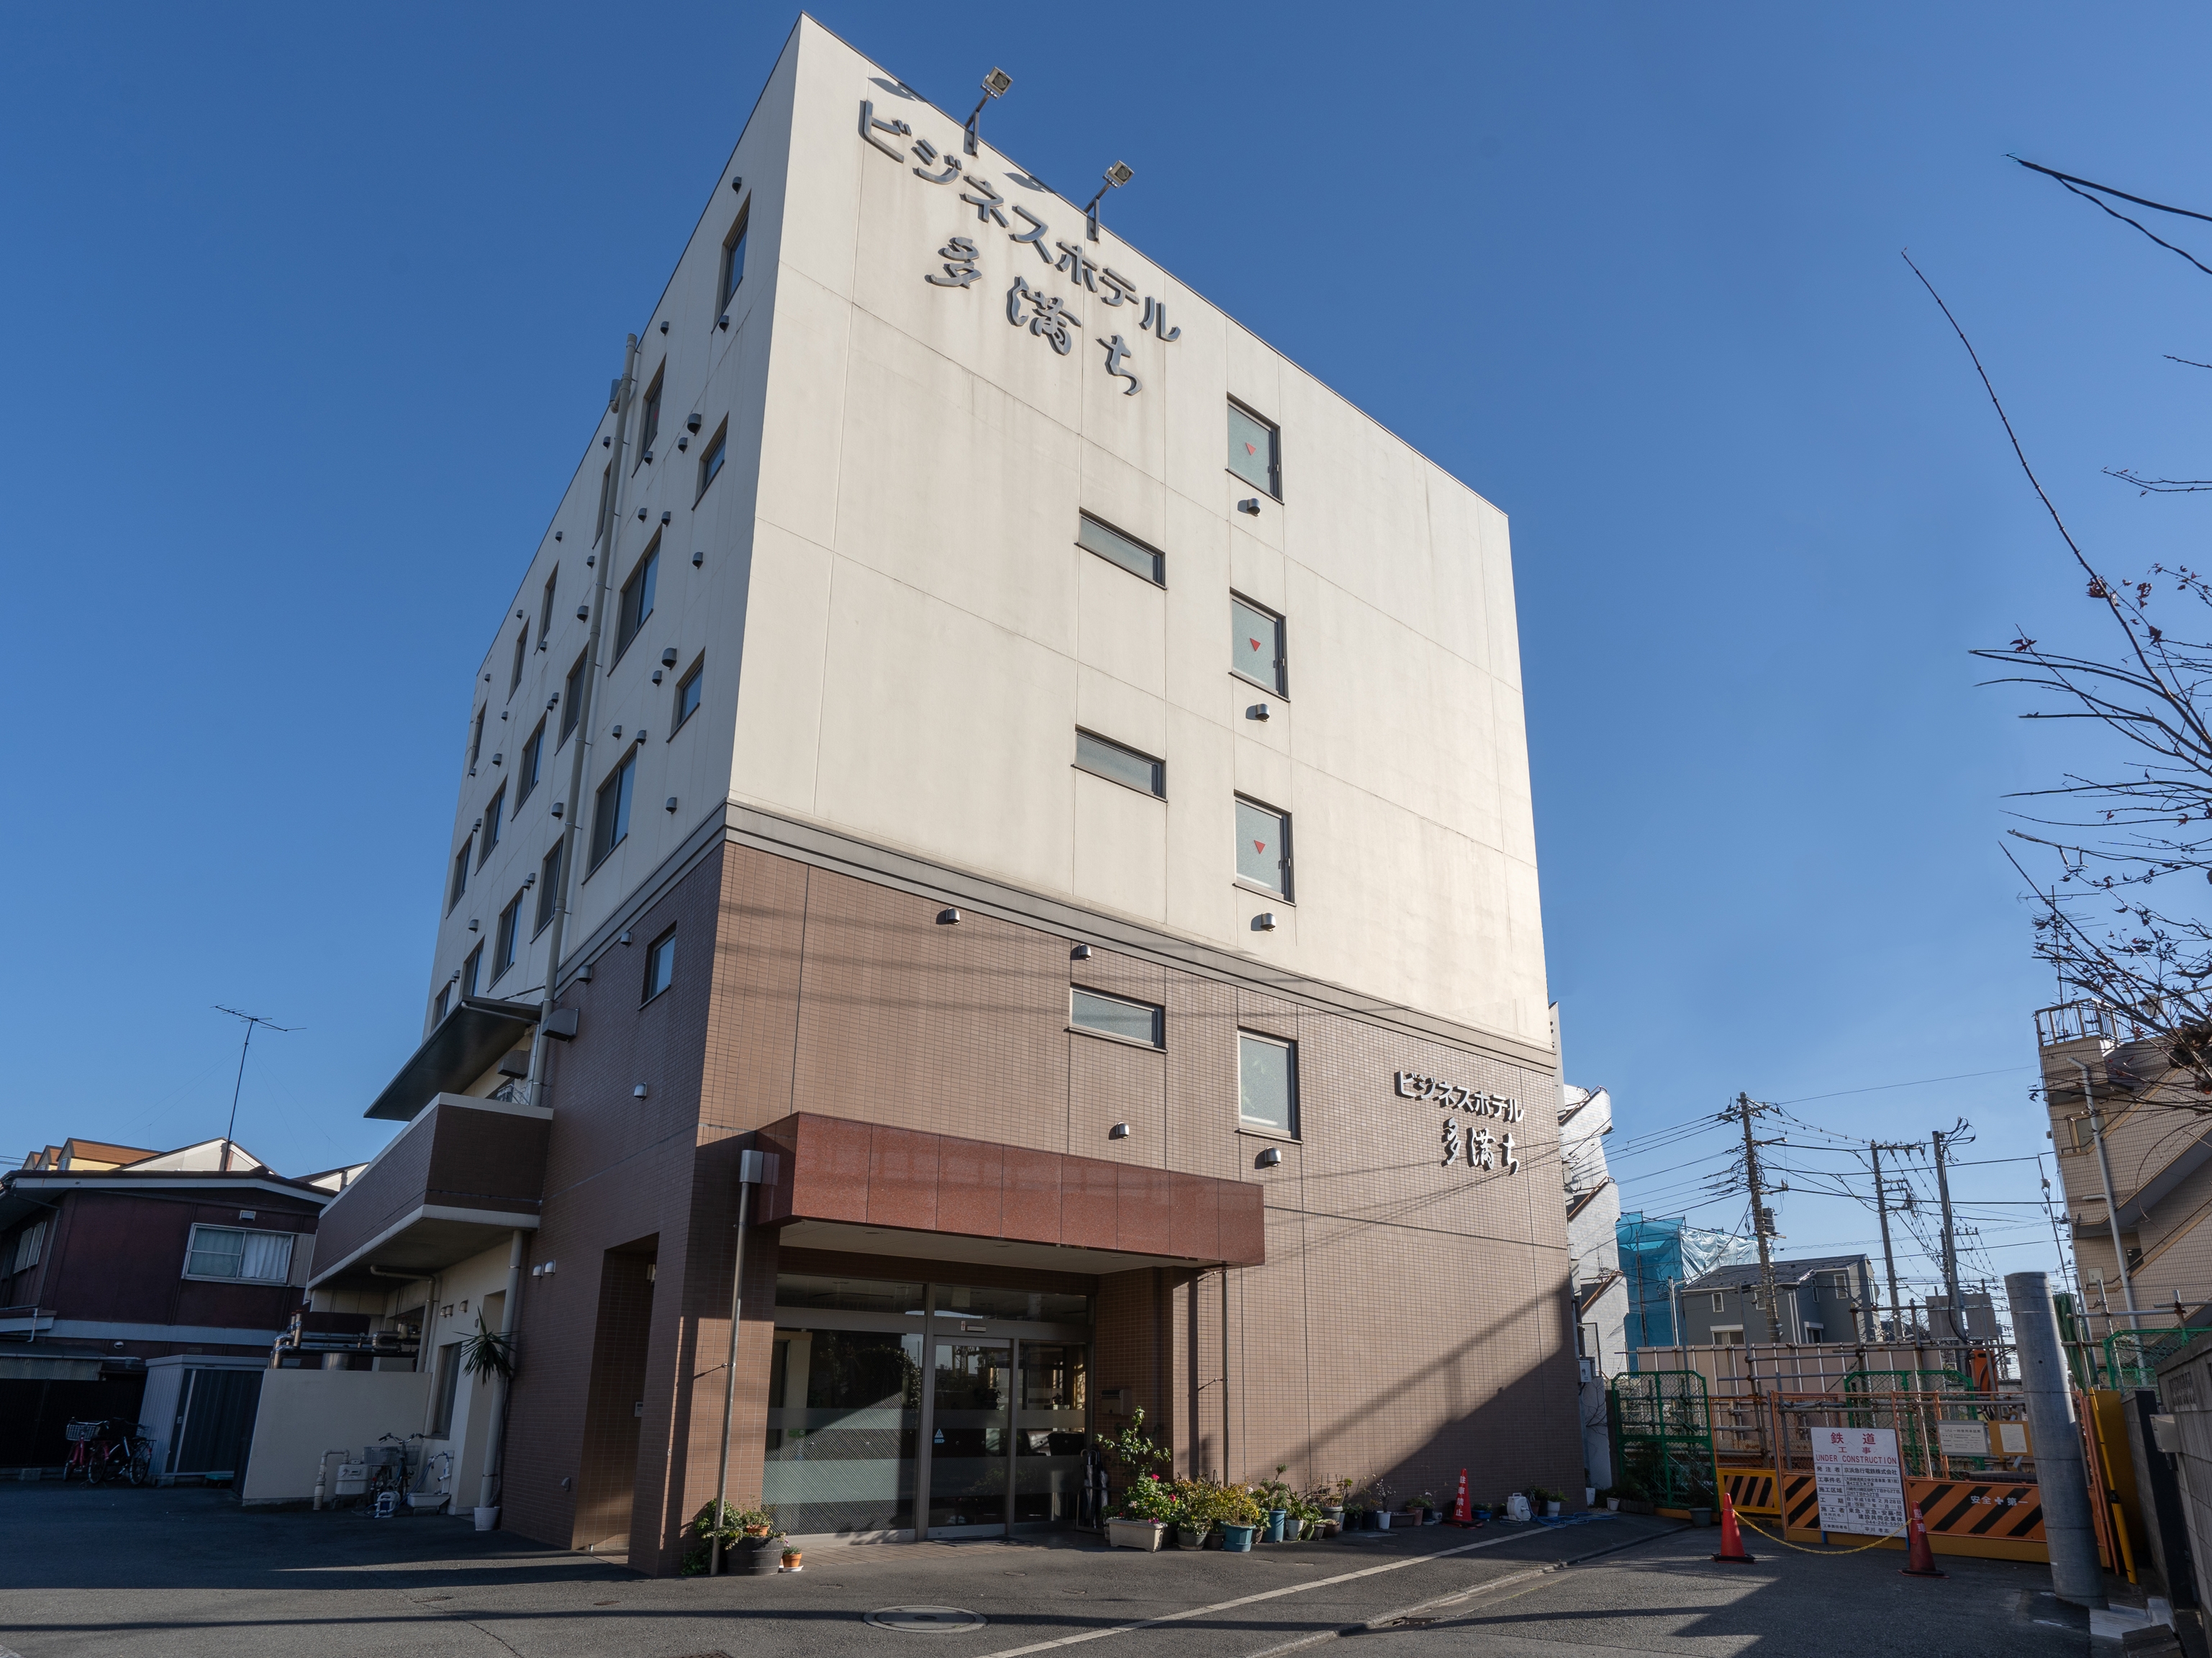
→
(769, 1272, 1090, 1540)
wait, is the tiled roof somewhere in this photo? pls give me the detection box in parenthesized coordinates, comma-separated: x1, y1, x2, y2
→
(1684, 1253, 1869, 1292)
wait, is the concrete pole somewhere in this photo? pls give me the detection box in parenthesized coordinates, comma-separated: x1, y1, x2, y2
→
(2072, 1060, 2138, 1320)
(2005, 1269, 2106, 1608)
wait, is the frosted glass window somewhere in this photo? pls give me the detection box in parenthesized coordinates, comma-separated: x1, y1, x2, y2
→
(1228, 402, 1279, 497)
(1238, 1033, 1297, 1135)
(1230, 595, 1285, 693)
(1236, 797, 1290, 896)
(1076, 730, 1164, 797)
(1076, 513, 1164, 584)
(1071, 988, 1163, 1047)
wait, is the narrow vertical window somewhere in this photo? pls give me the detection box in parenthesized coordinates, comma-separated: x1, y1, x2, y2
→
(509, 623, 528, 694)
(643, 926, 676, 1002)
(561, 653, 586, 743)
(720, 205, 749, 309)
(494, 892, 525, 981)
(591, 750, 637, 869)
(594, 462, 614, 545)
(434, 984, 452, 1023)
(1227, 400, 1280, 498)
(1238, 1032, 1297, 1136)
(1229, 595, 1287, 694)
(479, 787, 504, 866)
(539, 566, 558, 640)
(448, 841, 472, 912)
(639, 366, 663, 461)
(697, 420, 727, 501)
(674, 656, 704, 731)
(461, 945, 483, 998)
(617, 540, 659, 659)
(517, 721, 545, 806)
(535, 841, 563, 936)
(1235, 796, 1291, 897)
(468, 706, 486, 771)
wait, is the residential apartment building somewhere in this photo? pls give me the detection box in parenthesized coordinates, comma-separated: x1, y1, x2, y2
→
(283, 17, 1572, 1571)
(1, 1137, 345, 1477)
(1675, 1254, 1877, 1347)
(2039, 1000, 2212, 1330)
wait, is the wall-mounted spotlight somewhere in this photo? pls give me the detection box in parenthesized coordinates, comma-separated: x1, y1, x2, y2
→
(550, 801, 563, 817)
(1085, 160, 1133, 242)
(1252, 912, 1278, 931)
(963, 66, 1012, 156)
(467, 918, 479, 932)
(638, 507, 648, 520)
(665, 796, 679, 812)
(603, 435, 612, 448)
(651, 669, 663, 684)
(554, 531, 563, 542)
(659, 320, 669, 335)
(1108, 1122, 1131, 1140)
(692, 550, 704, 568)
(642, 449, 653, 464)
(661, 510, 672, 525)
(938, 907, 962, 925)
(1238, 498, 1261, 516)
(661, 648, 679, 667)
(676, 435, 688, 451)
(686, 412, 703, 433)
(490, 753, 502, 766)
(576, 605, 589, 620)
(718, 313, 730, 330)
(633, 1084, 648, 1098)
(1256, 1146, 1284, 1168)
(617, 930, 633, 945)
(730, 176, 743, 194)
(1071, 943, 1092, 961)
(1247, 703, 1271, 721)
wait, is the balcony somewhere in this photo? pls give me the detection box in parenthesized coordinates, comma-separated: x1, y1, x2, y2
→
(2036, 1002, 2118, 1048)
(309, 1094, 550, 1290)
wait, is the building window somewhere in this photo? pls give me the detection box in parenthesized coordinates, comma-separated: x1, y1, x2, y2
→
(2070, 1116, 2096, 1151)
(479, 787, 504, 866)
(461, 943, 483, 998)
(1076, 512, 1164, 585)
(535, 841, 563, 936)
(1228, 400, 1280, 498)
(639, 365, 663, 461)
(468, 705, 486, 771)
(720, 205, 749, 309)
(697, 420, 727, 500)
(12, 1220, 46, 1274)
(518, 720, 546, 806)
(448, 840, 471, 912)
(494, 891, 525, 982)
(643, 926, 676, 1002)
(429, 1343, 461, 1437)
(594, 461, 614, 545)
(1230, 594, 1287, 694)
(674, 656, 704, 731)
(1235, 796, 1291, 897)
(1712, 1293, 1724, 1311)
(1071, 987, 1163, 1047)
(434, 984, 452, 1023)
(617, 539, 659, 660)
(1238, 1031, 1297, 1136)
(561, 653, 587, 743)
(1075, 729, 1164, 798)
(591, 749, 637, 869)
(539, 566, 558, 641)
(184, 1224, 294, 1284)
(509, 623, 528, 695)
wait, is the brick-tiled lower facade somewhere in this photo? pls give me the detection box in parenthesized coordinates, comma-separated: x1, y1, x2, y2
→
(494, 838, 1579, 1572)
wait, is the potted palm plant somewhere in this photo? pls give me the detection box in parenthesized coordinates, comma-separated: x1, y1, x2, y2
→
(459, 1314, 514, 1531)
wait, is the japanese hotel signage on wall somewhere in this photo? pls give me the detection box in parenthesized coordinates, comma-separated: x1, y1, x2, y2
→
(862, 100, 1178, 395)
(1395, 1072, 1523, 1174)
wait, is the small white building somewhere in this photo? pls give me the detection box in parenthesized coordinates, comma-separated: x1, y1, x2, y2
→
(1561, 1081, 1626, 1492)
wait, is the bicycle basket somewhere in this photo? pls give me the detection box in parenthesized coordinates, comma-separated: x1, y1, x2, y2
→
(64, 1421, 99, 1443)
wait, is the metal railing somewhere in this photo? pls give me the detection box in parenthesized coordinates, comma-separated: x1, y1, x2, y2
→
(2036, 1001, 2118, 1048)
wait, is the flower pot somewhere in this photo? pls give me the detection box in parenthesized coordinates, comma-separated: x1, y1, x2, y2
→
(781, 1550, 802, 1572)
(1544, 1501, 1561, 1518)
(1266, 1508, 1287, 1544)
(1106, 1518, 1167, 1551)
(1323, 1506, 1344, 1526)
(1605, 1498, 1620, 1512)
(1174, 1526, 1209, 1549)
(1319, 1521, 1340, 1538)
(1374, 1510, 1392, 1531)
(1220, 1523, 1256, 1553)
(1689, 1507, 1713, 1528)
(473, 1506, 499, 1531)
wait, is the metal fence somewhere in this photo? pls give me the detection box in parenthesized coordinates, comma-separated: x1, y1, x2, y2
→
(1610, 1369, 1717, 1508)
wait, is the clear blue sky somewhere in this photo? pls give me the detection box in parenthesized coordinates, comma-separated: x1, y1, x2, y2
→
(8, 4, 2208, 1309)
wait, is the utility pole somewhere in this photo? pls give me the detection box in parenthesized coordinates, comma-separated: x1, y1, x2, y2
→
(1734, 1094, 1783, 1341)
(1869, 1141, 1917, 1344)
(213, 1007, 294, 1172)
(1931, 1120, 1972, 1343)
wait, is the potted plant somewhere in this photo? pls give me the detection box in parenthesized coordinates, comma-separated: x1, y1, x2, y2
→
(1531, 1487, 1564, 1519)
(1217, 1486, 1266, 1552)
(1597, 1486, 1620, 1513)
(689, 1501, 782, 1575)
(1107, 1472, 1177, 1551)
(780, 1544, 803, 1572)
(1366, 1479, 1395, 1530)
(459, 1314, 515, 1529)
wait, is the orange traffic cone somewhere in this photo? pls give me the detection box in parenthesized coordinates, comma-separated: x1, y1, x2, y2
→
(1710, 1492, 1756, 1564)
(1900, 1504, 1946, 1578)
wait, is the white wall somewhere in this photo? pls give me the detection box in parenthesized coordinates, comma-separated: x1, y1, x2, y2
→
(240, 1369, 430, 1504)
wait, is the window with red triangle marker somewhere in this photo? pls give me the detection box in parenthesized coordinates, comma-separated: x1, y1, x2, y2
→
(1236, 798, 1289, 896)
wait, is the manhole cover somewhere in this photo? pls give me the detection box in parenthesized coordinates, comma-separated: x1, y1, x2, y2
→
(865, 1606, 987, 1634)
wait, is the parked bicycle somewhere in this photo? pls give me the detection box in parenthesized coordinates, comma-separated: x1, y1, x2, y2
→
(63, 1419, 153, 1487)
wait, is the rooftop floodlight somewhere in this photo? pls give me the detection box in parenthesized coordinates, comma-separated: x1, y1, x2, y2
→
(1085, 161, 1133, 242)
(964, 67, 1012, 156)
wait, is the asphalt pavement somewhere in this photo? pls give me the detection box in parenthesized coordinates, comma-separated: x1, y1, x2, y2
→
(0, 1482, 2100, 1657)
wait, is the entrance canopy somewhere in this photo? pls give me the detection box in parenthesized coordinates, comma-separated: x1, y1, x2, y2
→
(754, 1114, 1263, 1270)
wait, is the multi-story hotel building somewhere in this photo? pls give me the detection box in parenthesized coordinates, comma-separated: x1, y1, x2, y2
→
(271, 17, 1576, 1569)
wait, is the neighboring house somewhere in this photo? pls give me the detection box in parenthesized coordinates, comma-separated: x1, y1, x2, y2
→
(1617, 1212, 1757, 1351)
(2039, 1001, 2212, 1331)
(1677, 1254, 1877, 1346)
(0, 1136, 352, 1480)
(1561, 1083, 1628, 1375)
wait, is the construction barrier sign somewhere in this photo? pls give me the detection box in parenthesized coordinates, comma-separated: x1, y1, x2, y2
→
(1810, 1426, 1905, 1538)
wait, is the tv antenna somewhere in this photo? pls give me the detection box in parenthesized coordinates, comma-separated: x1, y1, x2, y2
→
(214, 1006, 296, 1172)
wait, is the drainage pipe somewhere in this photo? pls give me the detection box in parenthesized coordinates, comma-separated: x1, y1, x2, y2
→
(710, 1151, 763, 1575)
